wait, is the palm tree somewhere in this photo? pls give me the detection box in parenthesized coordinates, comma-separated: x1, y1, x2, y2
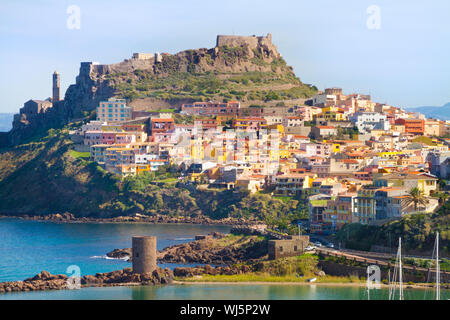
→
(403, 187, 429, 211)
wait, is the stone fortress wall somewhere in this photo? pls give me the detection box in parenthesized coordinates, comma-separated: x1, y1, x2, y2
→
(216, 33, 272, 48)
(216, 33, 280, 59)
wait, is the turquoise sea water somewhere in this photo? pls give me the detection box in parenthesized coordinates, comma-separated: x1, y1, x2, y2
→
(0, 218, 230, 282)
(0, 283, 442, 300)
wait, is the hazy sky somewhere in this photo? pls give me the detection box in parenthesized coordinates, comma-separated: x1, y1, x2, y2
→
(1, 0, 449, 113)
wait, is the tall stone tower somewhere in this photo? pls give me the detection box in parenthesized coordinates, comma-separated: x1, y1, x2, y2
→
(52, 71, 60, 102)
(132, 236, 157, 274)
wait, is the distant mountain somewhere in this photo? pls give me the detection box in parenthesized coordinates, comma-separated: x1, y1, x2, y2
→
(0, 113, 14, 132)
(407, 102, 450, 120)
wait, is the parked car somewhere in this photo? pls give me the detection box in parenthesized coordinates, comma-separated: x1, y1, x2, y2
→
(326, 243, 335, 248)
(305, 245, 315, 251)
(314, 241, 322, 247)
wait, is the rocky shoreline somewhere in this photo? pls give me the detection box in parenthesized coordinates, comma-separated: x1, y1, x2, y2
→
(0, 263, 266, 295)
(0, 264, 264, 295)
(0, 268, 174, 294)
(0, 212, 262, 226)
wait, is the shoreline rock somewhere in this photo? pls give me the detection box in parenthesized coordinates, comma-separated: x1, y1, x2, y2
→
(0, 213, 263, 227)
(0, 265, 253, 294)
(0, 268, 174, 294)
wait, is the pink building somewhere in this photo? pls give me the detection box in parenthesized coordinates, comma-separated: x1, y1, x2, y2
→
(181, 101, 240, 116)
(233, 117, 268, 130)
(295, 106, 313, 121)
(299, 142, 332, 157)
(153, 131, 177, 143)
(101, 132, 117, 145)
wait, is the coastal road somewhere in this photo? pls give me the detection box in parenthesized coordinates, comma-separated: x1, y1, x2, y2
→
(315, 247, 450, 278)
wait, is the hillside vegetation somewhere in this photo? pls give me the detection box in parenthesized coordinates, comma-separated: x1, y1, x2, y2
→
(335, 206, 450, 256)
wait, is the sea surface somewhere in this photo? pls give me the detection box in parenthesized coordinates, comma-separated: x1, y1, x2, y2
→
(0, 218, 446, 300)
(0, 283, 443, 300)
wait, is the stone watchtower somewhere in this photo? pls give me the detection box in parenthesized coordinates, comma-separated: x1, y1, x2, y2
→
(52, 71, 60, 102)
(132, 236, 157, 274)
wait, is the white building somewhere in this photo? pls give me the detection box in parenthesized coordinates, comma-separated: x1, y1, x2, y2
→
(349, 112, 390, 134)
(312, 93, 336, 106)
(82, 120, 106, 134)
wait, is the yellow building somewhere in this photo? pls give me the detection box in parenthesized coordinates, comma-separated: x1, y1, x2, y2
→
(102, 125, 124, 132)
(314, 106, 347, 121)
(274, 173, 316, 195)
(190, 139, 204, 161)
(374, 173, 438, 196)
(216, 114, 236, 125)
(424, 119, 441, 137)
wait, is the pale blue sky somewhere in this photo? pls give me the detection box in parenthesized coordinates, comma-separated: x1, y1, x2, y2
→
(1, 0, 449, 113)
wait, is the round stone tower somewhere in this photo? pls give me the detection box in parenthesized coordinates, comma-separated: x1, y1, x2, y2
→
(132, 236, 157, 274)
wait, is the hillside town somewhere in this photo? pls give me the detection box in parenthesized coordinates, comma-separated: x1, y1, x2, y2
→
(67, 86, 450, 235)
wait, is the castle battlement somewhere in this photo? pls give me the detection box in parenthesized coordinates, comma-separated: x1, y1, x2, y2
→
(216, 33, 273, 48)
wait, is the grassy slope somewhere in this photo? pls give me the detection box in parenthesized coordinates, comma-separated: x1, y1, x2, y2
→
(178, 254, 363, 283)
(0, 129, 120, 216)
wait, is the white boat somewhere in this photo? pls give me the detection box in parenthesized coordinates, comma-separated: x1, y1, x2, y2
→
(307, 277, 317, 283)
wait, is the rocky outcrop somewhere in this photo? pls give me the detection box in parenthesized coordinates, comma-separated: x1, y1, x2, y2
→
(0, 271, 68, 293)
(0, 268, 173, 294)
(107, 232, 268, 265)
(81, 267, 173, 286)
(107, 248, 132, 260)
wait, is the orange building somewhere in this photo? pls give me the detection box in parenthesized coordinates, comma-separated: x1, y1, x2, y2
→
(394, 119, 424, 135)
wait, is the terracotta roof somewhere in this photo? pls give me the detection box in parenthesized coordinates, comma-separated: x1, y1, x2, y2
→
(340, 159, 359, 164)
(152, 118, 174, 122)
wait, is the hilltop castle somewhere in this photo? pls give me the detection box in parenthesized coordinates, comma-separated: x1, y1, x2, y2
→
(216, 33, 272, 48)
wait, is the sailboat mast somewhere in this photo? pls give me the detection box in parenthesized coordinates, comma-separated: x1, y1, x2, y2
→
(399, 238, 403, 300)
(436, 232, 440, 301)
(388, 270, 391, 300)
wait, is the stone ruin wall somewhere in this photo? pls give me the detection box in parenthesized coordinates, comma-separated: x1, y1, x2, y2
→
(216, 33, 280, 58)
(216, 33, 272, 48)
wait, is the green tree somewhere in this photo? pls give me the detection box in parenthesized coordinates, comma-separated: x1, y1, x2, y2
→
(436, 192, 449, 205)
